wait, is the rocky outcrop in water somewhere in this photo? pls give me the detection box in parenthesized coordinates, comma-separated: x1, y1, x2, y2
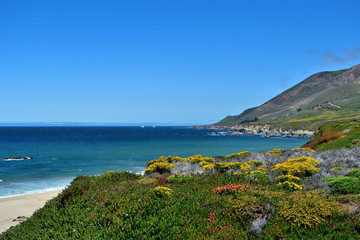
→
(199, 124, 315, 138)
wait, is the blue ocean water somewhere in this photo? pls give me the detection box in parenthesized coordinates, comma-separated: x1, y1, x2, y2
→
(0, 126, 308, 198)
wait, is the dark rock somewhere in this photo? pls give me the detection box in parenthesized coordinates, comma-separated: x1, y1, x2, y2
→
(12, 216, 28, 223)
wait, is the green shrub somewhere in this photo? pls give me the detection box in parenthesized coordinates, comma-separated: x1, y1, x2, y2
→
(247, 160, 263, 167)
(321, 176, 360, 194)
(330, 167, 343, 171)
(99, 171, 140, 182)
(167, 173, 193, 183)
(349, 168, 360, 178)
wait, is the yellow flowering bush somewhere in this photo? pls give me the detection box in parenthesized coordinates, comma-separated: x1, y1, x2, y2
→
(164, 155, 184, 163)
(163, 154, 213, 164)
(256, 165, 267, 172)
(237, 162, 252, 172)
(187, 155, 213, 164)
(277, 191, 341, 228)
(271, 157, 320, 177)
(267, 149, 285, 156)
(278, 181, 303, 191)
(276, 175, 301, 183)
(151, 186, 173, 197)
(215, 162, 236, 172)
(145, 162, 175, 174)
(291, 147, 315, 153)
(226, 151, 250, 159)
(147, 156, 166, 167)
(202, 163, 215, 171)
(146, 154, 216, 174)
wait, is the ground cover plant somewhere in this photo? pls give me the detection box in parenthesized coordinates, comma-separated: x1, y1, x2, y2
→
(303, 119, 360, 150)
(2, 147, 360, 239)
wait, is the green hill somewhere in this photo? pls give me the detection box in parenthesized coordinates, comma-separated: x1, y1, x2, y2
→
(3, 151, 360, 239)
(216, 64, 360, 131)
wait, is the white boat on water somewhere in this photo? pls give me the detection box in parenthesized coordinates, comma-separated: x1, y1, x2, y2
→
(140, 126, 145, 128)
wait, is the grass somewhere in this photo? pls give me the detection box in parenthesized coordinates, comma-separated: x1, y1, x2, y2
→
(2, 149, 360, 239)
(303, 119, 360, 150)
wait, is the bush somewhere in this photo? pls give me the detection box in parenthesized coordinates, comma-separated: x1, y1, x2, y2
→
(151, 186, 173, 197)
(271, 157, 320, 177)
(99, 171, 140, 182)
(330, 167, 343, 171)
(321, 176, 360, 194)
(228, 194, 270, 221)
(292, 147, 315, 153)
(267, 149, 285, 156)
(137, 177, 158, 185)
(276, 175, 301, 183)
(226, 151, 250, 159)
(349, 168, 360, 178)
(145, 162, 175, 174)
(278, 181, 303, 191)
(248, 160, 263, 167)
(202, 163, 215, 171)
(167, 173, 193, 183)
(277, 191, 341, 228)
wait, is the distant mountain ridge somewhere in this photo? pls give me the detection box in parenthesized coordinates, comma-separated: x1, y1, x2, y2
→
(215, 64, 360, 131)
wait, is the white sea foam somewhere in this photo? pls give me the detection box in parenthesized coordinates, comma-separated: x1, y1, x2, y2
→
(0, 187, 66, 199)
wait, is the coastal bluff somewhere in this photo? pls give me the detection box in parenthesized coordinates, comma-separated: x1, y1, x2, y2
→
(195, 124, 316, 138)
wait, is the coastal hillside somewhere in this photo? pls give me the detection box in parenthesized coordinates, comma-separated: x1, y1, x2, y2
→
(2, 149, 360, 239)
(216, 64, 360, 131)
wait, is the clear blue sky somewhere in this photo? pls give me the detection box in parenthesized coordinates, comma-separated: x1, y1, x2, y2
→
(1, 0, 360, 125)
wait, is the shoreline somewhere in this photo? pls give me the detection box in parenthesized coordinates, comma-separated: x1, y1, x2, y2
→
(193, 125, 316, 139)
(0, 190, 61, 234)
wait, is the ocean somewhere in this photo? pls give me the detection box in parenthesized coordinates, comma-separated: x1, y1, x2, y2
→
(0, 126, 308, 198)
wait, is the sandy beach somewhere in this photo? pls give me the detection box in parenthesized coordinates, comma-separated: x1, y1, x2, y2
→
(0, 190, 61, 234)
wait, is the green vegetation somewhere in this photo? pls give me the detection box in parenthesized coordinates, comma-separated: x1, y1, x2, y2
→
(303, 119, 360, 150)
(321, 169, 360, 194)
(2, 150, 360, 239)
(214, 65, 360, 131)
